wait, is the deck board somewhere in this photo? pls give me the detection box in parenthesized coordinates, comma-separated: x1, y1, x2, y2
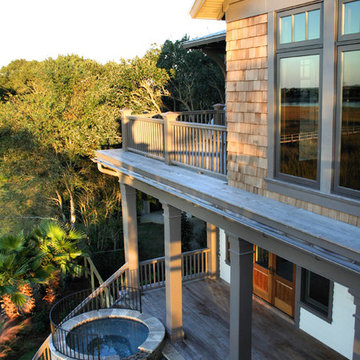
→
(142, 279, 346, 360)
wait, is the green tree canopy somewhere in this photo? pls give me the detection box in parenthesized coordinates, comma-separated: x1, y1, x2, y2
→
(0, 51, 168, 239)
(157, 36, 225, 111)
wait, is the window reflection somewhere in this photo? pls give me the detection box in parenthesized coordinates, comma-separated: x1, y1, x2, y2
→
(281, 16, 292, 44)
(344, 0, 360, 35)
(279, 55, 320, 180)
(308, 10, 320, 40)
(294, 12, 306, 42)
(339, 50, 360, 191)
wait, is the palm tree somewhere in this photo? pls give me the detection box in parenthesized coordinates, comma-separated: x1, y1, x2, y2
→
(32, 221, 84, 276)
(0, 221, 84, 317)
(0, 233, 52, 318)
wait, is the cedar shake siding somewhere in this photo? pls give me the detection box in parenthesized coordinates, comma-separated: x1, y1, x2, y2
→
(225, 13, 360, 227)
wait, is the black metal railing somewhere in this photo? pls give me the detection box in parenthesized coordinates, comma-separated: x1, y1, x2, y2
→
(50, 285, 141, 360)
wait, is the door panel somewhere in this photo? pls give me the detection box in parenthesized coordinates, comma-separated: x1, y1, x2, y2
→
(273, 256, 296, 317)
(253, 247, 271, 302)
(253, 247, 296, 318)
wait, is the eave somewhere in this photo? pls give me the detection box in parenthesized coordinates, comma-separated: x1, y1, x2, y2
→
(190, 0, 225, 20)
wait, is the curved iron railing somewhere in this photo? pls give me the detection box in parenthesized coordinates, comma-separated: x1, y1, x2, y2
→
(50, 285, 141, 360)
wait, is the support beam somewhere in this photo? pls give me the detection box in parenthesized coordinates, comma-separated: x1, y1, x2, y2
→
(163, 203, 184, 342)
(349, 288, 360, 360)
(229, 237, 253, 360)
(207, 223, 218, 279)
(120, 183, 139, 288)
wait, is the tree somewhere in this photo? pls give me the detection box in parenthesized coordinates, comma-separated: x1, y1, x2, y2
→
(0, 232, 52, 318)
(157, 36, 225, 111)
(0, 51, 169, 240)
(103, 47, 169, 113)
(0, 221, 83, 318)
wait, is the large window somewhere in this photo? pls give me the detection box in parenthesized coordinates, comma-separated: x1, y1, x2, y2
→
(335, 1, 360, 197)
(301, 269, 333, 319)
(276, 5, 322, 186)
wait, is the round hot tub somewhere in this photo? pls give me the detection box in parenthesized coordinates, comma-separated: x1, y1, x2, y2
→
(49, 309, 165, 360)
(67, 317, 149, 357)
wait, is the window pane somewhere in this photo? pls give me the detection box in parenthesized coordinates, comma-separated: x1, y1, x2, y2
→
(255, 247, 268, 269)
(307, 271, 330, 309)
(279, 55, 320, 180)
(276, 256, 293, 282)
(294, 12, 306, 42)
(308, 9, 320, 40)
(344, 0, 360, 35)
(339, 50, 360, 191)
(281, 16, 292, 43)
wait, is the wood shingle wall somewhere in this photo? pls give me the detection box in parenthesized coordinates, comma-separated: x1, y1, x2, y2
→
(226, 14, 360, 227)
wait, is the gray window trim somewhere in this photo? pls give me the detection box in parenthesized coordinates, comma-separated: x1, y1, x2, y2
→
(277, 3, 323, 50)
(333, 43, 360, 199)
(275, 48, 323, 188)
(266, 177, 360, 217)
(338, 0, 360, 41)
(268, 1, 360, 212)
(299, 268, 334, 323)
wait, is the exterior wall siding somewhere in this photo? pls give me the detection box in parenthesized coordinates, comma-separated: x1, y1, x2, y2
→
(225, 13, 360, 227)
(299, 283, 355, 359)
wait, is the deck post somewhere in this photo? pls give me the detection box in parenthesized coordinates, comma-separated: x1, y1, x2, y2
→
(349, 288, 360, 360)
(163, 112, 178, 165)
(207, 223, 218, 279)
(120, 183, 139, 288)
(163, 202, 184, 342)
(120, 109, 132, 151)
(212, 103, 225, 125)
(229, 236, 253, 360)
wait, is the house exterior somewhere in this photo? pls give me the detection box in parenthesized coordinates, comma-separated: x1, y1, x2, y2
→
(188, 0, 360, 358)
(91, 1, 360, 360)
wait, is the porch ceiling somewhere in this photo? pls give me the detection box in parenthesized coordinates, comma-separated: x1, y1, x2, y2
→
(94, 149, 360, 289)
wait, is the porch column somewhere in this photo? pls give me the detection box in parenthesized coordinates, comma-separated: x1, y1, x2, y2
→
(207, 223, 218, 279)
(120, 183, 139, 288)
(229, 236, 253, 360)
(349, 288, 360, 360)
(163, 202, 184, 342)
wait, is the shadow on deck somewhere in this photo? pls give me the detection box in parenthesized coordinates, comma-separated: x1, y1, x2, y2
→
(142, 279, 346, 360)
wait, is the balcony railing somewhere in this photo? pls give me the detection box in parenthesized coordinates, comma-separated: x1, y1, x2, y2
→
(139, 248, 210, 290)
(121, 107, 227, 176)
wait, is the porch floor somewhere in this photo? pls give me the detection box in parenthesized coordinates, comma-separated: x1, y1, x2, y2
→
(142, 279, 346, 360)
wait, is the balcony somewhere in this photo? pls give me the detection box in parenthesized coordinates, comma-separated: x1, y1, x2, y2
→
(121, 107, 227, 177)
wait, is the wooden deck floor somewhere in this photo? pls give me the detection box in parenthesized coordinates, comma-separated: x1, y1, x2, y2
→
(142, 279, 346, 360)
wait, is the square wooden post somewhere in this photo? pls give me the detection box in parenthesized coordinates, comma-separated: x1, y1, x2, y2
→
(120, 183, 139, 288)
(229, 236, 253, 360)
(207, 223, 218, 279)
(163, 112, 178, 165)
(163, 202, 184, 342)
(121, 109, 132, 151)
(212, 103, 225, 125)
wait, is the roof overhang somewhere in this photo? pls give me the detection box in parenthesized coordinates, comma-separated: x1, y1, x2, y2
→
(190, 0, 225, 20)
(182, 31, 226, 50)
(183, 31, 226, 77)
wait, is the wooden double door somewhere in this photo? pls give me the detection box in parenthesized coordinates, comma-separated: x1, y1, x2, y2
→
(253, 246, 296, 317)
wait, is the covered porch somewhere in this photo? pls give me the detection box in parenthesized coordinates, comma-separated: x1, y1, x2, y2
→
(143, 279, 345, 360)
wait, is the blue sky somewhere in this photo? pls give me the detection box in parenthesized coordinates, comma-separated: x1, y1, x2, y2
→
(1, 0, 225, 68)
